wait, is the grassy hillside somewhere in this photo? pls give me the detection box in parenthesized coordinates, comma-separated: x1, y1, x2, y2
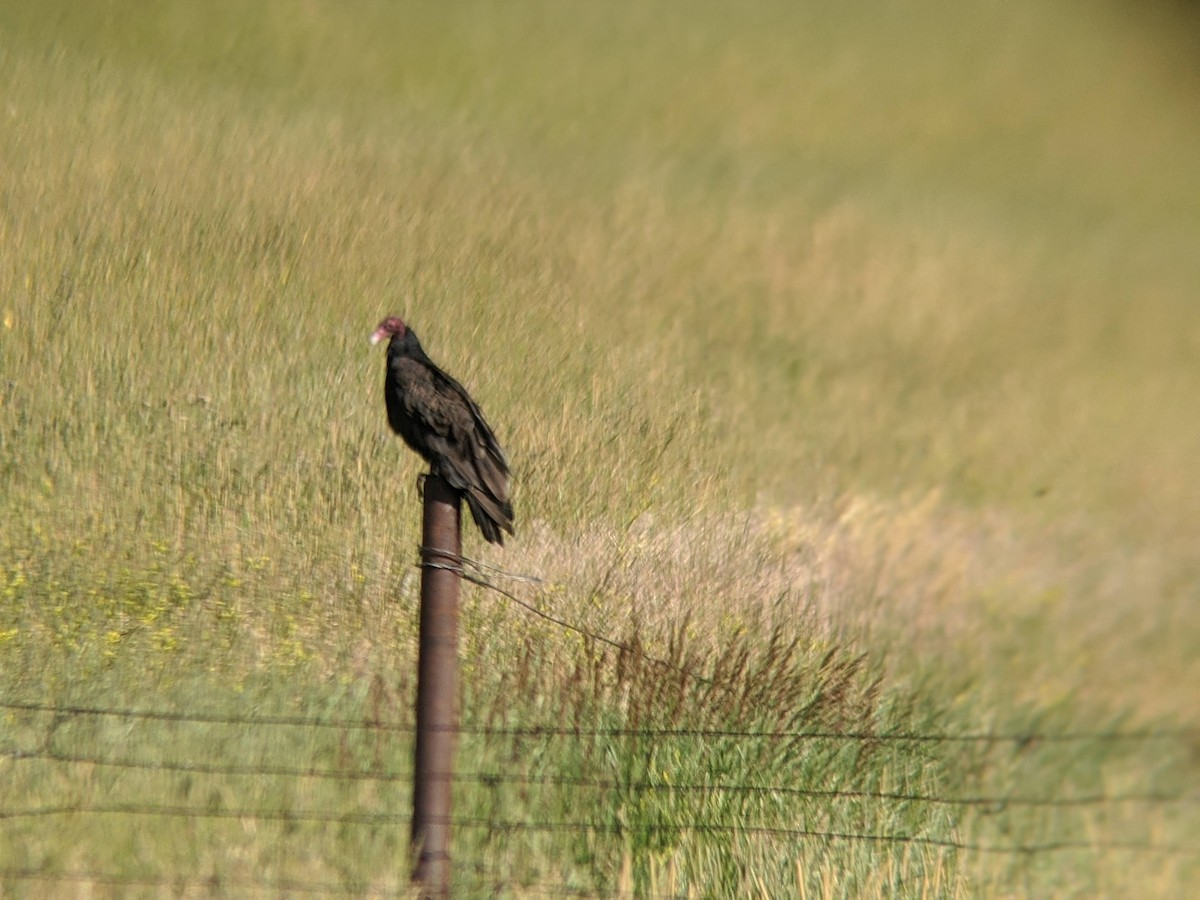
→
(1, 0, 1197, 895)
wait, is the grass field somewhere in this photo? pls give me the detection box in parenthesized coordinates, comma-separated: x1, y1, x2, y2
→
(2, 1, 1198, 895)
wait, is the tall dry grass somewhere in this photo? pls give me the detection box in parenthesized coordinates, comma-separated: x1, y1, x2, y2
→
(2, 0, 1198, 894)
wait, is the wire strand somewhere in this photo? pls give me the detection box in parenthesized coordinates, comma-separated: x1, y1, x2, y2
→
(6, 748, 1191, 809)
(419, 544, 716, 685)
(451, 771, 1195, 809)
(447, 816, 1198, 855)
(0, 700, 415, 732)
(4, 700, 1193, 744)
(1, 805, 1193, 856)
(0, 747, 410, 782)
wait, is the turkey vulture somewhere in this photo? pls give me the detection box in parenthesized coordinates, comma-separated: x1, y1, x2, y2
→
(370, 316, 514, 545)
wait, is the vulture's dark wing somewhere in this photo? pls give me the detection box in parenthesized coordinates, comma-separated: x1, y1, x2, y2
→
(429, 367, 508, 485)
(387, 356, 513, 543)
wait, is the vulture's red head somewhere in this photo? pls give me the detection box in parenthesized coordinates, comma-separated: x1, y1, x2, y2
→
(370, 316, 407, 346)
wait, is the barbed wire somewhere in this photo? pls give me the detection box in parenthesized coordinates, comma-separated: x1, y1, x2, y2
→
(4, 699, 1193, 744)
(0, 700, 415, 733)
(5, 553, 1196, 886)
(447, 817, 1198, 856)
(452, 771, 1195, 809)
(4, 747, 1191, 810)
(2, 802, 1192, 856)
(455, 550, 545, 585)
(0, 802, 410, 825)
(442, 723, 1199, 742)
(417, 548, 1200, 752)
(5, 535, 1195, 892)
(420, 544, 711, 684)
(0, 746, 410, 782)
(5, 549, 1194, 745)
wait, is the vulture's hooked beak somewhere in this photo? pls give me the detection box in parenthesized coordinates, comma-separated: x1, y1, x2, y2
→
(369, 328, 387, 346)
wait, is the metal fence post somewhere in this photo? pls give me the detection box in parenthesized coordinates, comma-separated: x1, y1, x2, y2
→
(412, 473, 461, 897)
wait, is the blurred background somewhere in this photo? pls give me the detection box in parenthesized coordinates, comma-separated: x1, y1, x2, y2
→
(1, 1, 1197, 895)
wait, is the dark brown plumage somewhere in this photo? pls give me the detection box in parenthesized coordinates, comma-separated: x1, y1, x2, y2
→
(370, 316, 514, 545)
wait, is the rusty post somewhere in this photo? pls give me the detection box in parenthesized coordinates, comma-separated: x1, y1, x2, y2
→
(411, 473, 461, 897)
